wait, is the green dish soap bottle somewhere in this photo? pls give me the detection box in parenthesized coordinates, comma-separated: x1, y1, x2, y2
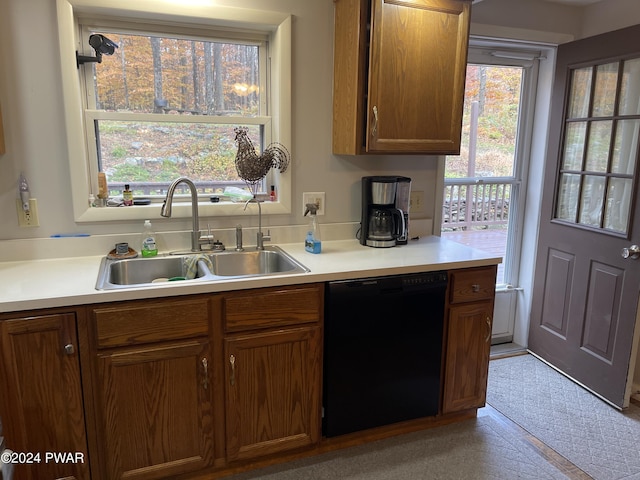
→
(141, 219, 158, 257)
(304, 203, 321, 254)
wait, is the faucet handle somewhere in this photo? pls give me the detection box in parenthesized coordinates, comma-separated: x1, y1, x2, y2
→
(256, 229, 271, 250)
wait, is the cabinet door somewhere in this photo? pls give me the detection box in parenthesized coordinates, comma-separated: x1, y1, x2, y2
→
(442, 302, 493, 413)
(367, 0, 470, 153)
(225, 326, 321, 462)
(95, 340, 213, 480)
(0, 313, 89, 480)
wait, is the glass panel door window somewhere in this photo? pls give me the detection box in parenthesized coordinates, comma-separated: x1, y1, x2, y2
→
(555, 57, 640, 235)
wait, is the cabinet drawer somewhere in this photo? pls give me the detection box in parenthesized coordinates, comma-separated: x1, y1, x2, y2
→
(93, 297, 210, 348)
(449, 267, 496, 304)
(223, 284, 323, 333)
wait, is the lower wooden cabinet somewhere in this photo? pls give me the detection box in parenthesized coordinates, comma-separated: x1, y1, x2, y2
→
(442, 302, 494, 412)
(0, 312, 89, 480)
(224, 326, 322, 461)
(442, 266, 496, 413)
(219, 284, 323, 462)
(89, 297, 215, 480)
(95, 340, 214, 479)
(87, 285, 323, 478)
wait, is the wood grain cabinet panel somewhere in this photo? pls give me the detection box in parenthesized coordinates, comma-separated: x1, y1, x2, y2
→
(443, 265, 496, 413)
(0, 313, 89, 480)
(95, 340, 214, 480)
(333, 0, 471, 154)
(222, 284, 323, 333)
(221, 284, 323, 462)
(88, 296, 215, 480)
(442, 302, 493, 412)
(224, 326, 322, 462)
(93, 297, 209, 348)
(449, 267, 496, 304)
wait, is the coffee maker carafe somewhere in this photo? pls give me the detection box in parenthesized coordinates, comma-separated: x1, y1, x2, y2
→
(360, 176, 411, 248)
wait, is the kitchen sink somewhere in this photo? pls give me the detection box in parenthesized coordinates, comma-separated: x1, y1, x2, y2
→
(95, 246, 309, 290)
(96, 254, 205, 289)
(208, 248, 307, 276)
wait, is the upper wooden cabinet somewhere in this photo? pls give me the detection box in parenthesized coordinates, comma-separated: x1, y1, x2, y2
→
(332, 0, 471, 155)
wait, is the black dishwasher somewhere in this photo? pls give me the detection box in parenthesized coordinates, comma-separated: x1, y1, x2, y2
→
(323, 271, 448, 437)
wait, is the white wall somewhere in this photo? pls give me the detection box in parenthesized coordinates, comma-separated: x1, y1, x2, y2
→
(471, 0, 582, 42)
(472, 0, 640, 44)
(1, 0, 639, 243)
(0, 0, 440, 241)
(581, 0, 640, 39)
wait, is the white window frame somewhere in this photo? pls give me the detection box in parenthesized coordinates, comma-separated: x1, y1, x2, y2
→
(466, 40, 541, 288)
(56, 0, 292, 223)
(439, 37, 548, 345)
(440, 38, 543, 287)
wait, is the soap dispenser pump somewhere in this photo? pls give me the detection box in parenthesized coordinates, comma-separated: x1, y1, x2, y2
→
(304, 203, 321, 254)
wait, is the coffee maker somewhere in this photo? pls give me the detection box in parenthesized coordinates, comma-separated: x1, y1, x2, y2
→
(360, 176, 411, 247)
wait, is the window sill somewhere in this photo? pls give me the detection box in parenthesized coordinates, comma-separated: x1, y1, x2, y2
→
(76, 200, 291, 223)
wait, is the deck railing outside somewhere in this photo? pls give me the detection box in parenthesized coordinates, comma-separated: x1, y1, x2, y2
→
(106, 180, 249, 198)
(442, 177, 514, 230)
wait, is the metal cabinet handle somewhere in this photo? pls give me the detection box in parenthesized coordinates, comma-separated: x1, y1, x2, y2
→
(229, 354, 236, 386)
(485, 316, 492, 343)
(472, 284, 481, 293)
(371, 106, 378, 137)
(621, 245, 640, 259)
(201, 357, 209, 390)
(64, 343, 75, 355)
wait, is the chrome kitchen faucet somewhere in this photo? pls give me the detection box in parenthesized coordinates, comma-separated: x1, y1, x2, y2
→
(160, 177, 203, 252)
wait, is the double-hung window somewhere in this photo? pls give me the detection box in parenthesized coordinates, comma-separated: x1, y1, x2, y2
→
(81, 26, 267, 195)
(57, 0, 291, 222)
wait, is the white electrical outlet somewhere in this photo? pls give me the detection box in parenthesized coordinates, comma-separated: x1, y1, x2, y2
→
(302, 192, 325, 216)
(410, 191, 425, 213)
(16, 198, 40, 227)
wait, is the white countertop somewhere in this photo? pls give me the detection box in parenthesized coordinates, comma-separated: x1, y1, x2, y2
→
(0, 236, 501, 313)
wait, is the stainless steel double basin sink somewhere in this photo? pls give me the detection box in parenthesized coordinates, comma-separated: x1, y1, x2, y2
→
(95, 246, 309, 290)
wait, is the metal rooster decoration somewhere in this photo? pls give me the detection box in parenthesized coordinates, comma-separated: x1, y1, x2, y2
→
(234, 127, 290, 195)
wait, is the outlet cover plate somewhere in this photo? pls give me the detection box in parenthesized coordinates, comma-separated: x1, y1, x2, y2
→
(302, 192, 325, 216)
(16, 198, 40, 227)
(410, 191, 425, 213)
